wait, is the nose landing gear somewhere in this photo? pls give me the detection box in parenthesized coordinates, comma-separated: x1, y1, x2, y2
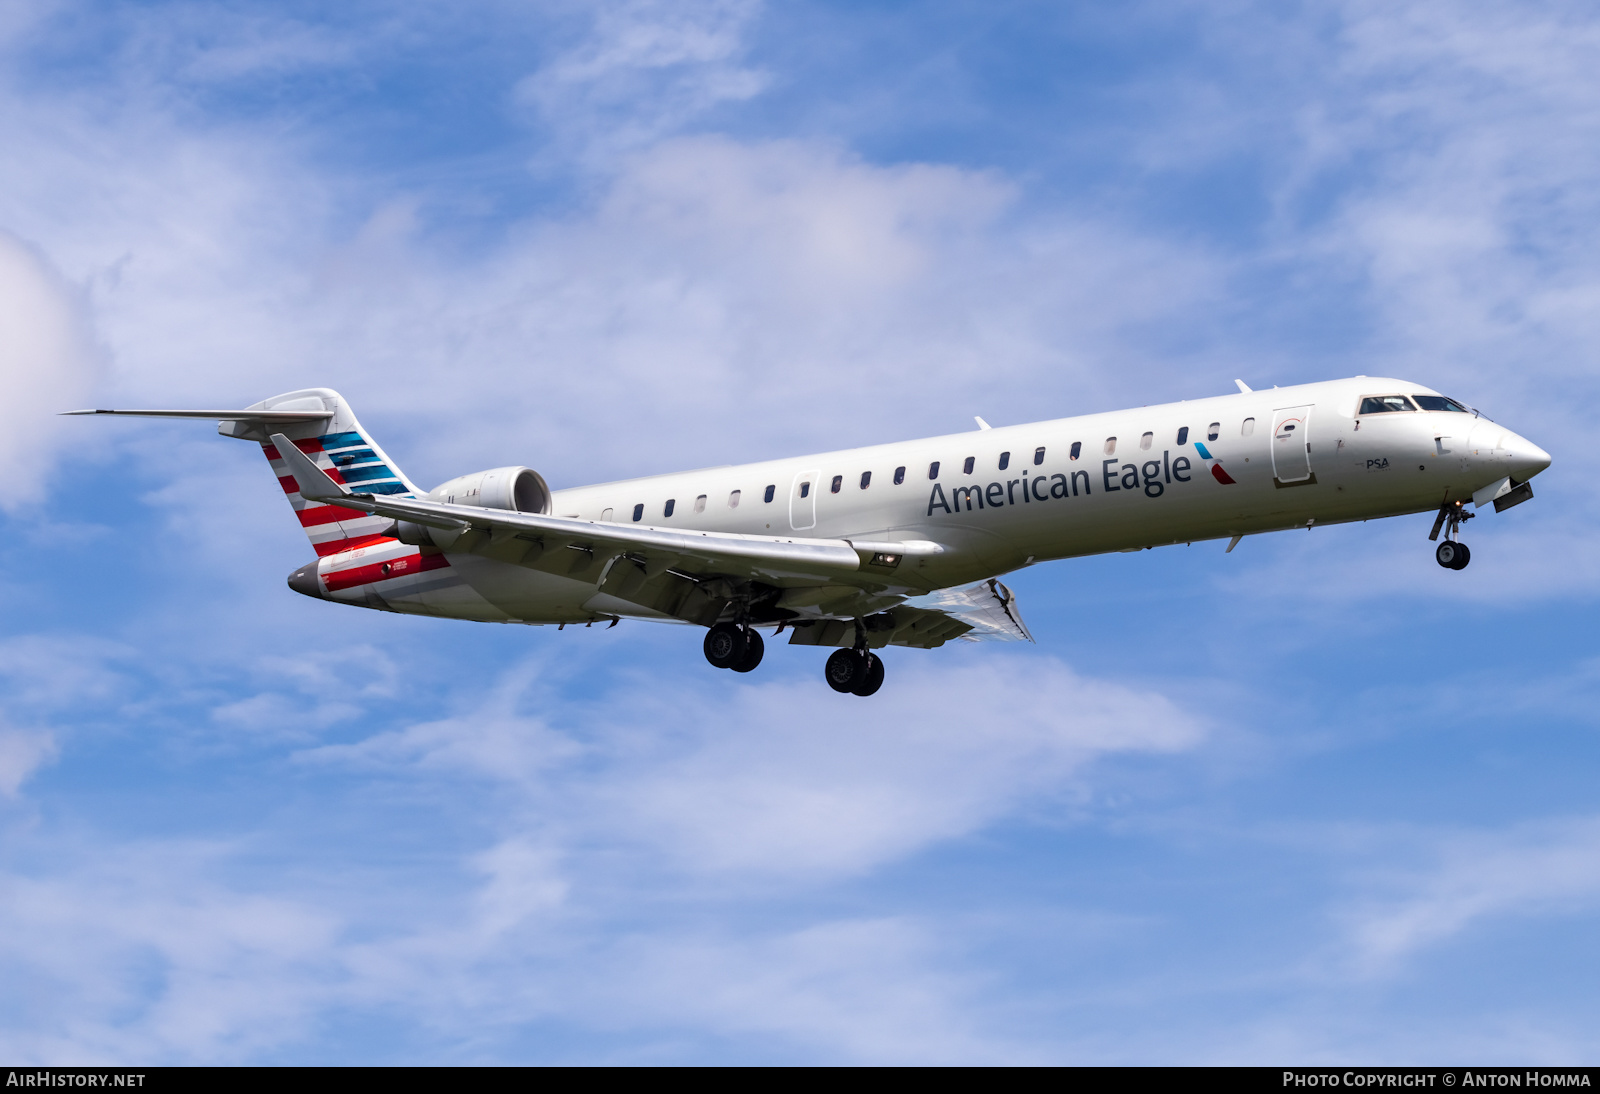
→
(1428, 499, 1475, 569)
(1435, 540, 1471, 570)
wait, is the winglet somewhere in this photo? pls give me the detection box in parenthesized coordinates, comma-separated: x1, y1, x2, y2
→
(974, 416, 992, 431)
(1234, 379, 1252, 394)
(270, 433, 350, 502)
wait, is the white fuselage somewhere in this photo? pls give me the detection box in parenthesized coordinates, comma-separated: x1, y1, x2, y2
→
(318, 376, 1550, 624)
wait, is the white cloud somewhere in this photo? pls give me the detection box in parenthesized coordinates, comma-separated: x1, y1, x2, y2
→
(0, 727, 56, 797)
(307, 653, 1204, 880)
(1341, 816, 1600, 975)
(0, 232, 105, 511)
(0, 843, 341, 1062)
(517, 0, 768, 159)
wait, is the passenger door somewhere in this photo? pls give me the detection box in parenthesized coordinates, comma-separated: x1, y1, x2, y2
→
(1271, 405, 1314, 483)
(789, 469, 819, 530)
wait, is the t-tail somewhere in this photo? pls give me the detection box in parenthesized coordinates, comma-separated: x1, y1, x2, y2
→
(65, 388, 420, 557)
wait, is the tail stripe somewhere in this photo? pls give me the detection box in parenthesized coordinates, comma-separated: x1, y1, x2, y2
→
(339, 465, 402, 484)
(264, 428, 415, 558)
(298, 504, 369, 528)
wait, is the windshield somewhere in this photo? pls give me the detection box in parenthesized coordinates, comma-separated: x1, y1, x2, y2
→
(1358, 395, 1417, 414)
(1412, 395, 1469, 412)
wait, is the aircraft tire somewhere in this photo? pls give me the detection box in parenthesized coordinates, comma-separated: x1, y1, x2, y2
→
(825, 648, 863, 693)
(851, 653, 885, 697)
(731, 628, 765, 672)
(704, 622, 748, 669)
(1451, 542, 1471, 570)
(1436, 541, 1462, 569)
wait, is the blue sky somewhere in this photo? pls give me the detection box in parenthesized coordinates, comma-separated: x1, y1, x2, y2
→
(2, 0, 1599, 1064)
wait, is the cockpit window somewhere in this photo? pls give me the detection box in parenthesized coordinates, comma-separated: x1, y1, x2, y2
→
(1412, 395, 1469, 412)
(1358, 395, 1418, 414)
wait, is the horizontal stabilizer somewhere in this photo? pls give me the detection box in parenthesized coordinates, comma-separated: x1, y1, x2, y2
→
(61, 408, 334, 422)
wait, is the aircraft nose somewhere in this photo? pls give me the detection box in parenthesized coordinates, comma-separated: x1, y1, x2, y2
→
(286, 561, 324, 599)
(1505, 435, 1552, 481)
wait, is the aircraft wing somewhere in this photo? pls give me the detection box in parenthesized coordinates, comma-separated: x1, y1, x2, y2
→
(904, 578, 1034, 642)
(272, 434, 936, 624)
(785, 577, 1033, 650)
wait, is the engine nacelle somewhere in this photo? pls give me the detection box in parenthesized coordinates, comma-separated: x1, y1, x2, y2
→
(428, 466, 551, 514)
(394, 466, 551, 547)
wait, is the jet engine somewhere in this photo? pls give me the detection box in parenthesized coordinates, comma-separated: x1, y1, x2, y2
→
(394, 466, 551, 547)
(428, 466, 551, 514)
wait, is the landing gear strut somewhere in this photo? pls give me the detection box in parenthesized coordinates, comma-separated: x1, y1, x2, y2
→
(1428, 499, 1474, 570)
(703, 622, 764, 672)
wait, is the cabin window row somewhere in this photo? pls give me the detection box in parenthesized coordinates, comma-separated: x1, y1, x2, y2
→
(618, 420, 1263, 519)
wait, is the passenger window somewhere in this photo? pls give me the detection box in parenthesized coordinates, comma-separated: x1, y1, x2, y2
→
(998, 451, 1010, 470)
(1360, 395, 1418, 414)
(1104, 437, 1117, 455)
(1207, 422, 1220, 441)
(830, 475, 842, 493)
(664, 499, 676, 517)
(632, 503, 643, 522)
(800, 481, 810, 498)
(601, 507, 613, 521)
(694, 495, 706, 513)
(1241, 418, 1255, 436)
(860, 471, 871, 489)
(728, 490, 740, 508)
(1033, 447, 1045, 465)
(963, 456, 975, 474)
(1070, 442, 1081, 460)
(1176, 427, 1188, 445)
(894, 466, 906, 485)
(764, 484, 775, 503)
(928, 461, 940, 479)
(1140, 432, 1153, 450)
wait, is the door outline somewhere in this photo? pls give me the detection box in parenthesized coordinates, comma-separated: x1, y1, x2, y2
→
(789, 469, 819, 530)
(1271, 405, 1314, 483)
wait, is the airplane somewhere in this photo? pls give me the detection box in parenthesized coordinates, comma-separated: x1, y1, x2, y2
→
(68, 376, 1550, 696)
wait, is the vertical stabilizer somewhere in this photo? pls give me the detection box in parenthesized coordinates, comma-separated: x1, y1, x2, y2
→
(220, 388, 421, 557)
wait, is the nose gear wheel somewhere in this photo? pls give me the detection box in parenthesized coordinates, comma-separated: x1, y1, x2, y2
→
(1428, 499, 1475, 569)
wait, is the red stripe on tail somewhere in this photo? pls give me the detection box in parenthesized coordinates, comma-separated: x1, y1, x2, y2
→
(262, 439, 324, 461)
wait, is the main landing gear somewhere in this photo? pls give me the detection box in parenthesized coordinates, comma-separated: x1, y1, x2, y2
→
(824, 640, 885, 697)
(1429, 499, 1474, 570)
(702, 620, 886, 696)
(703, 622, 764, 673)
